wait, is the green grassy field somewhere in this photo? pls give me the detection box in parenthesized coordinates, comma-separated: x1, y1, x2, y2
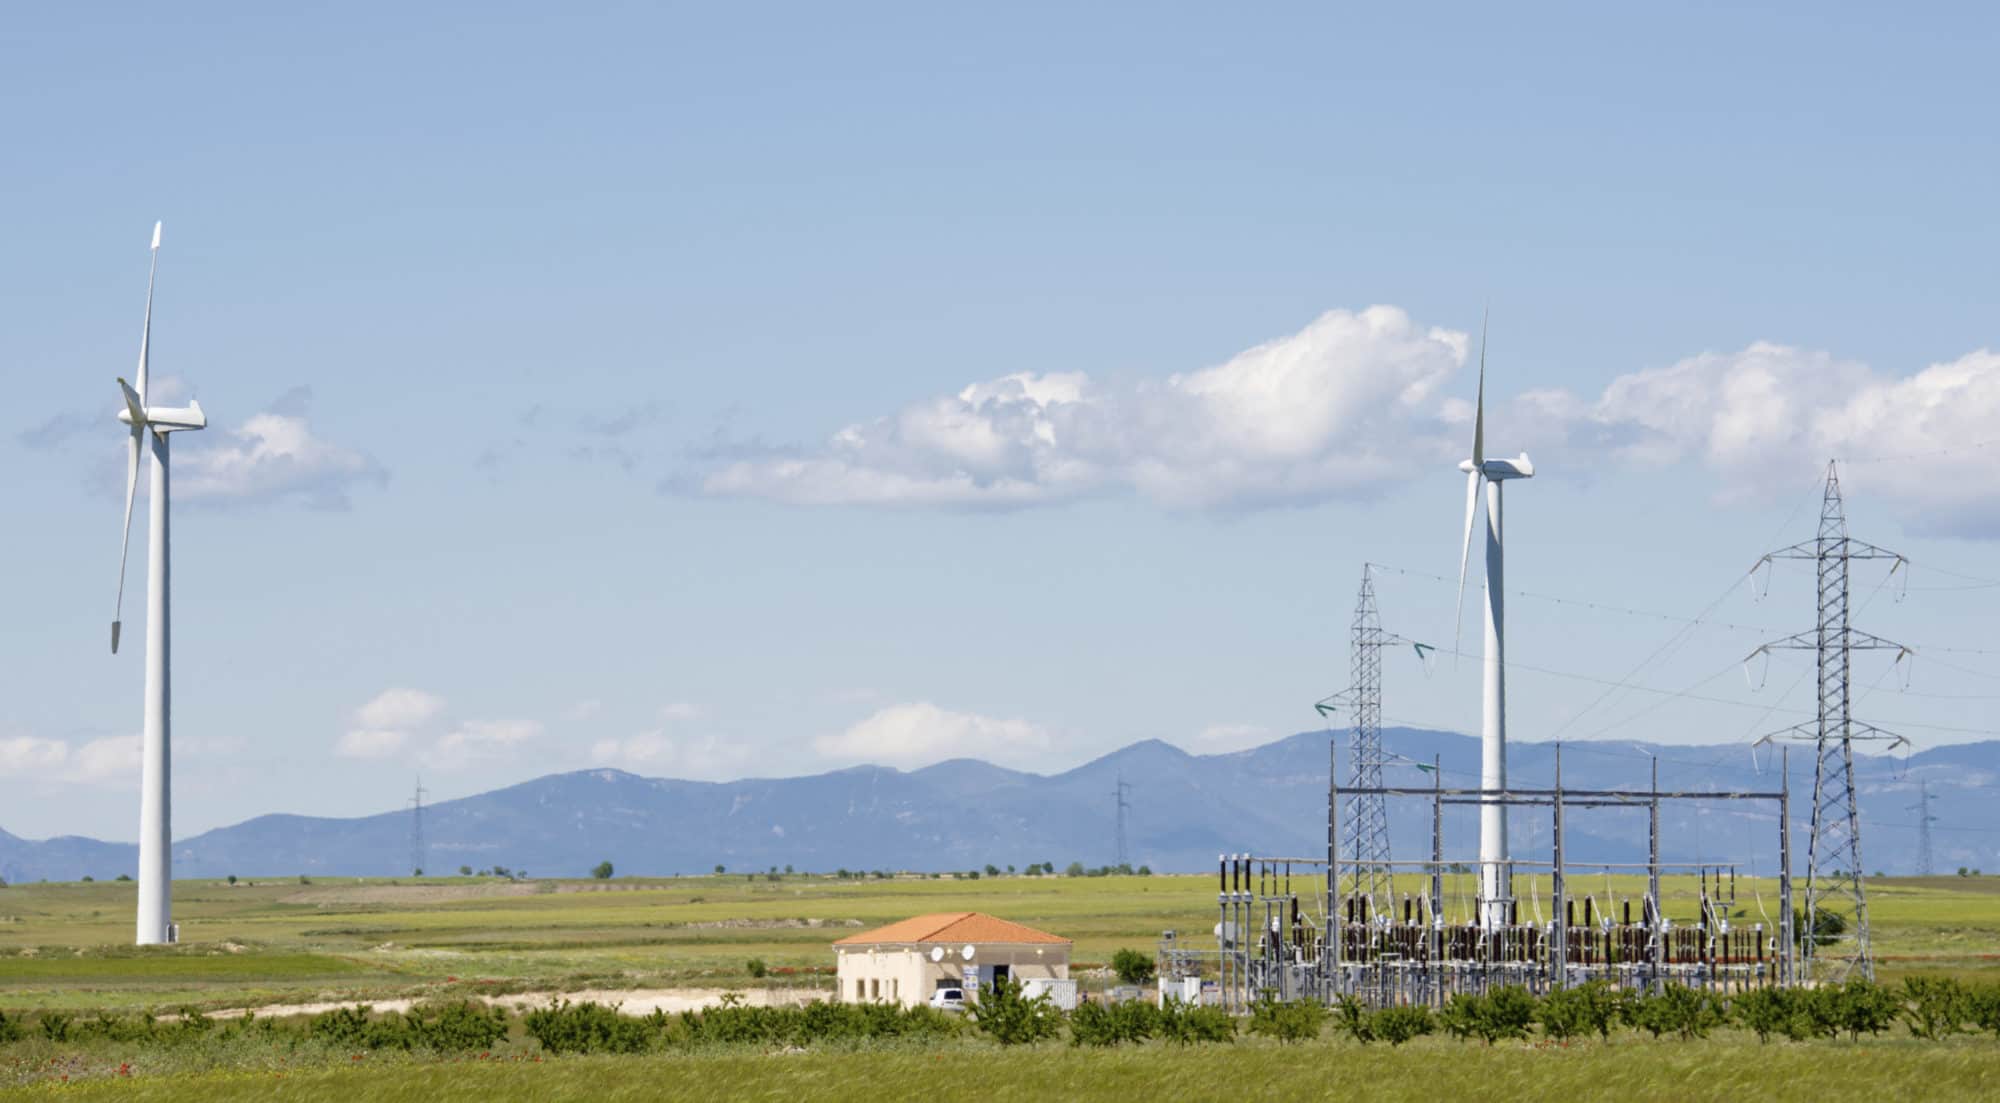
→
(4, 871, 1997, 1013)
(3, 871, 1997, 1098)
(6, 1035, 1997, 1102)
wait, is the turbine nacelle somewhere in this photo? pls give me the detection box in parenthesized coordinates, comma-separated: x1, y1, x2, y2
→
(1460, 454, 1535, 481)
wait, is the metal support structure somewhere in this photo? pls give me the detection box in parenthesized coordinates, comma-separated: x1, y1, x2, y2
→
(1911, 780, 1935, 877)
(1111, 774, 1132, 869)
(1344, 565, 1395, 907)
(408, 776, 429, 877)
(1238, 775, 1793, 1010)
(1752, 460, 1908, 983)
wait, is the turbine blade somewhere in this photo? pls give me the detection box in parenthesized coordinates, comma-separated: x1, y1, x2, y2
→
(1454, 468, 1481, 652)
(1471, 310, 1487, 468)
(137, 222, 160, 401)
(113, 425, 141, 653)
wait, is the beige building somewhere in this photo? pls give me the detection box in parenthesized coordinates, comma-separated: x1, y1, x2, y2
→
(832, 911, 1071, 1008)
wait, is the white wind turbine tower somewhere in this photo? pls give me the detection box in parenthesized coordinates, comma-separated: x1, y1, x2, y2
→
(1453, 319, 1534, 930)
(111, 222, 206, 945)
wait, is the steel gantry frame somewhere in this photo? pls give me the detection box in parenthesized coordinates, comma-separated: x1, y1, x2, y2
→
(1213, 744, 1796, 1011)
(1751, 460, 1907, 983)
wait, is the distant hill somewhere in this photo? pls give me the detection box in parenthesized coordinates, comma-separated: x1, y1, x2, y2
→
(2, 730, 1995, 882)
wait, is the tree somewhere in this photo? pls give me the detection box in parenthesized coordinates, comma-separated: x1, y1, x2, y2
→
(1065, 861, 1086, 878)
(412, 867, 424, 878)
(1110, 948, 1157, 986)
(459, 865, 473, 876)
(714, 864, 726, 874)
(984, 864, 1001, 877)
(784, 864, 794, 874)
(226, 874, 237, 885)
(1136, 865, 1153, 876)
(591, 861, 614, 880)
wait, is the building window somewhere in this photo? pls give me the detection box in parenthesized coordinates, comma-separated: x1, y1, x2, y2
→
(892, 979, 899, 1001)
(854, 979, 864, 1001)
(870, 979, 880, 1000)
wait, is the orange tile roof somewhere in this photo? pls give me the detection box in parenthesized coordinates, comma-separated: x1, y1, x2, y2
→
(833, 911, 1070, 946)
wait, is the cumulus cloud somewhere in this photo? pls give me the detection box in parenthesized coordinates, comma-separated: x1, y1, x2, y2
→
(336, 689, 537, 769)
(178, 388, 388, 509)
(813, 703, 1053, 768)
(701, 307, 1469, 510)
(337, 689, 444, 760)
(430, 719, 542, 768)
(695, 303, 2000, 536)
(0, 733, 206, 784)
(1181, 723, 1274, 753)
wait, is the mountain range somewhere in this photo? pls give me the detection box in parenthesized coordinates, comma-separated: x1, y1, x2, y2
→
(3, 729, 1995, 883)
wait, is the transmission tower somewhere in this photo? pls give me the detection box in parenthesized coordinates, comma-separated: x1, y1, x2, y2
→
(408, 776, 428, 877)
(1911, 780, 1935, 877)
(1345, 565, 1396, 905)
(1111, 774, 1132, 869)
(1751, 461, 1908, 982)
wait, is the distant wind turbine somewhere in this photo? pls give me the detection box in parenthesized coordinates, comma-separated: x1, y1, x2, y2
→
(1453, 315, 1534, 930)
(111, 222, 206, 946)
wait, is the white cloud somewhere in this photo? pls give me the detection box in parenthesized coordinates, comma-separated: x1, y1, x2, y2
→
(428, 719, 542, 769)
(701, 306, 1469, 510)
(0, 737, 71, 774)
(179, 413, 385, 509)
(355, 689, 445, 731)
(657, 702, 700, 722)
(0, 734, 140, 783)
(72, 736, 140, 781)
(1182, 723, 1273, 753)
(1553, 345, 2000, 535)
(338, 689, 445, 760)
(698, 303, 2000, 535)
(814, 702, 1053, 768)
(335, 728, 408, 759)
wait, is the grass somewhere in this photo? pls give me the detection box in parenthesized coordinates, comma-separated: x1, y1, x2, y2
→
(5, 871, 2000, 1012)
(7, 1034, 1998, 1102)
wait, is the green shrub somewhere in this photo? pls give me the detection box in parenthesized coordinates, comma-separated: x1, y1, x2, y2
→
(1971, 984, 2000, 1038)
(1901, 977, 1968, 1041)
(1626, 984, 1724, 1041)
(307, 1005, 373, 1048)
(525, 1000, 658, 1054)
(0, 1010, 22, 1045)
(1481, 986, 1539, 1043)
(1733, 987, 1796, 1043)
(1537, 985, 1589, 1041)
(1247, 996, 1324, 1044)
(1110, 948, 1158, 986)
(39, 1011, 74, 1043)
(1156, 999, 1234, 1045)
(746, 958, 768, 979)
(1831, 979, 1898, 1041)
(1370, 1005, 1433, 1047)
(407, 999, 510, 1051)
(967, 978, 1062, 1045)
(1438, 993, 1482, 1041)
(1332, 995, 1374, 1043)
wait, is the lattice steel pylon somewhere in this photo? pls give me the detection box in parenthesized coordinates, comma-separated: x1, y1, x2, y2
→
(1345, 566, 1396, 906)
(1750, 461, 1909, 983)
(1112, 774, 1132, 870)
(408, 776, 428, 878)
(1911, 780, 1935, 877)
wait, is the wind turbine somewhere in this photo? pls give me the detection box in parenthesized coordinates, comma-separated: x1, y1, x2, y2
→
(1453, 317, 1533, 930)
(112, 221, 206, 946)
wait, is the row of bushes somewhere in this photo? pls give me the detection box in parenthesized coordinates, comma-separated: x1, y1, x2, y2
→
(1316, 977, 2000, 1047)
(0, 1002, 511, 1053)
(6, 976, 2000, 1056)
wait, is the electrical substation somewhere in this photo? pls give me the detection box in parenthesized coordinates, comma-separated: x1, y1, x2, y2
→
(1170, 450, 1906, 1009)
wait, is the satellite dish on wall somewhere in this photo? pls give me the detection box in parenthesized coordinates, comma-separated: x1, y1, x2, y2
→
(961, 944, 976, 961)
(930, 946, 945, 963)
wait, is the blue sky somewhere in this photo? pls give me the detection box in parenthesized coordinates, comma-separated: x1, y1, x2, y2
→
(5, 3, 1999, 840)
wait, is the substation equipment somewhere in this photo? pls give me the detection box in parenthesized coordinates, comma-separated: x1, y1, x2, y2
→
(1175, 745, 1798, 1011)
